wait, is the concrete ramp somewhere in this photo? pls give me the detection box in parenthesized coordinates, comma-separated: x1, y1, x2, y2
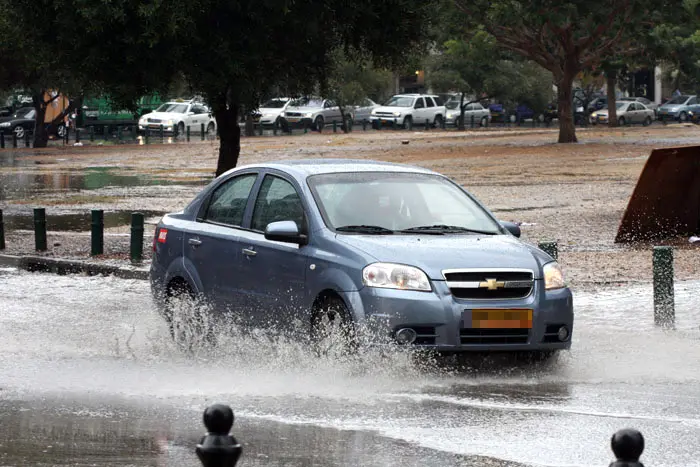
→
(615, 145, 700, 243)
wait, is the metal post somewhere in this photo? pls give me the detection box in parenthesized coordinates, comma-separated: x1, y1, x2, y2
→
(471, 114, 475, 128)
(89, 126, 94, 142)
(75, 129, 81, 144)
(610, 429, 644, 466)
(0, 209, 5, 250)
(538, 241, 558, 260)
(0, 133, 4, 149)
(145, 129, 150, 144)
(12, 133, 17, 148)
(258, 122, 263, 136)
(362, 119, 367, 131)
(91, 209, 104, 256)
(64, 126, 69, 145)
(425, 118, 430, 130)
(653, 246, 675, 327)
(103, 125, 109, 140)
(333, 121, 337, 133)
(187, 126, 191, 141)
(131, 125, 137, 141)
(130, 212, 144, 263)
(34, 208, 47, 251)
(201, 123, 205, 140)
(159, 124, 164, 140)
(25, 131, 30, 147)
(196, 404, 242, 467)
(393, 118, 397, 130)
(117, 125, 122, 142)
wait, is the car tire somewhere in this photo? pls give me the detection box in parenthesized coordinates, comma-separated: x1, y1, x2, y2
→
(643, 116, 652, 126)
(177, 122, 185, 137)
(433, 114, 443, 128)
(13, 125, 25, 140)
(403, 115, 412, 130)
(519, 350, 560, 364)
(313, 115, 324, 132)
(310, 295, 357, 357)
(480, 116, 488, 127)
(164, 280, 216, 353)
(679, 111, 687, 122)
(206, 122, 216, 136)
(618, 117, 626, 126)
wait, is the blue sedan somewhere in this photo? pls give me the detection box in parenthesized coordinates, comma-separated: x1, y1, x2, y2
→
(149, 159, 573, 360)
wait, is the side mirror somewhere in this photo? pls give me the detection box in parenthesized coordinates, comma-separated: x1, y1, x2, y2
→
(500, 221, 521, 238)
(264, 220, 307, 245)
(187, 111, 195, 116)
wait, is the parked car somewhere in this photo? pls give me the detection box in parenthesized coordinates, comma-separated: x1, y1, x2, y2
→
(280, 97, 352, 131)
(150, 159, 573, 361)
(370, 94, 446, 129)
(252, 97, 291, 127)
(589, 101, 655, 126)
(0, 106, 66, 140)
(444, 98, 490, 127)
(656, 95, 698, 122)
(587, 97, 608, 114)
(137, 100, 217, 135)
(488, 103, 508, 123)
(618, 96, 658, 115)
(352, 98, 380, 124)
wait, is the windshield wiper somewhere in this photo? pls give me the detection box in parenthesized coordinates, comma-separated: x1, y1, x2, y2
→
(399, 224, 497, 235)
(336, 225, 395, 234)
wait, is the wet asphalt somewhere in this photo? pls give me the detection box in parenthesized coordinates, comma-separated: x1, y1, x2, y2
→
(0, 268, 699, 467)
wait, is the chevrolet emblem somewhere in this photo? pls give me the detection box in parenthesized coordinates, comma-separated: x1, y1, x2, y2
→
(479, 278, 505, 290)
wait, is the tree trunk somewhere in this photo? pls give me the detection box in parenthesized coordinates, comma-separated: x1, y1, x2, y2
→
(338, 105, 350, 133)
(213, 99, 241, 178)
(32, 92, 49, 148)
(556, 75, 577, 143)
(458, 92, 466, 130)
(606, 70, 618, 127)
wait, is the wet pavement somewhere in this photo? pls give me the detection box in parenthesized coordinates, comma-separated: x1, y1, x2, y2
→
(1, 269, 699, 466)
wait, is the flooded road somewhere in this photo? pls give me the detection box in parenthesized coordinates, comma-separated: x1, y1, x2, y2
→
(1, 269, 699, 466)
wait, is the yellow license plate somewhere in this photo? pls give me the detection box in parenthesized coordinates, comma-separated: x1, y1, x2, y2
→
(287, 117, 300, 122)
(471, 309, 532, 329)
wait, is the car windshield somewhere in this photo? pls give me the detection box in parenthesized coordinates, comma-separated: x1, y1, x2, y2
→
(616, 102, 627, 109)
(383, 96, 415, 107)
(290, 98, 323, 108)
(445, 100, 460, 110)
(666, 96, 690, 105)
(155, 103, 188, 113)
(261, 99, 287, 108)
(13, 107, 34, 118)
(307, 171, 502, 234)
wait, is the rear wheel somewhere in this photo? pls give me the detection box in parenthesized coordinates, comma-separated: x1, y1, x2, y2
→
(206, 122, 216, 136)
(164, 280, 216, 353)
(310, 295, 357, 357)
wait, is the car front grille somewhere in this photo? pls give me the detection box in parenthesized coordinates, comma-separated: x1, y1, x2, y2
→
(285, 112, 303, 117)
(147, 118, 162, 123)
(443, 269, 534, 300)
(460, 328, 529, 345)
(375, 112, 397, 117)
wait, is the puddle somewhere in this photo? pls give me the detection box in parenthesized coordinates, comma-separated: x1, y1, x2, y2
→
(2, 210, 164, 232)
(0, 167, 209, 201)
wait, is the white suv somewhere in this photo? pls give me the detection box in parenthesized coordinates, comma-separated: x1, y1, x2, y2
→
(370, 94, 446, 129)
(138, 100, 217, 135)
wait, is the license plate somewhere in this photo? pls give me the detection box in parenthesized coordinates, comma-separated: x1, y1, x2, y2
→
(287, 117, 300, 122)
(468, 309, 533, 329)
(598, 116, 605, 122)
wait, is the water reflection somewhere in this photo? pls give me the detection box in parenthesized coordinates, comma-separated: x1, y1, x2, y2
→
(0, 167, 209, 201)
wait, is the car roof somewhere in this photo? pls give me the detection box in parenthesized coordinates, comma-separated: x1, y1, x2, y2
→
(229, 159, 440, 178)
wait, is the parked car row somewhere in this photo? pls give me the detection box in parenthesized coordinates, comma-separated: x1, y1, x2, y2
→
(0, 106, 67, 139)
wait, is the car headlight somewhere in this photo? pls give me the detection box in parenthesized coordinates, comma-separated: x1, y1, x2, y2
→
(303, 112, 313, 117)
(362, 263, 431, 292)
(591, 112, 597, 118)
(543, 262, 566, 290)
(0, 122, 11, 128)
(371, 109, 378, 115)
(393, 111, 402, 117)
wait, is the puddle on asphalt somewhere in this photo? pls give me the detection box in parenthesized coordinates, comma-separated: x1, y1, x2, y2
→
(2, 209, 165, 232)
(0, 166, 209, 201)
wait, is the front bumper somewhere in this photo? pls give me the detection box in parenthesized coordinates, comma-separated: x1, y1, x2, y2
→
(657, 111, 679, 121)
(347, 280, 573, 352)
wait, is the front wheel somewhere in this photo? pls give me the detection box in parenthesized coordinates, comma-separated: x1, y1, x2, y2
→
(480, 116, 488, 127)
(177, 122, 185, 136)
(310, 296, 357, 357)
(618, 117, 626, 126)
(313, 115, 324, 132)
(643, 116, 652, 126)
(433, 114, 443, 128)
(679, 111, 688, 122)
(403, 115, 412, 130)
(13, 125, 25, 140)
(206, 122, 216, 135)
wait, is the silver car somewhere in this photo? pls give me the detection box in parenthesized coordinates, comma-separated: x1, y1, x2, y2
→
(444, 99, 491, 127)
(281, 97, 352, 131)
(590, 101, 655, 126)
(657, 95, 698, 122)
(150, 159, 573, 360)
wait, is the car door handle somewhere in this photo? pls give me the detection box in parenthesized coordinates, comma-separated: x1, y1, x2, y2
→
(242, 248, 257, 256)
(188, 238, 202, 246)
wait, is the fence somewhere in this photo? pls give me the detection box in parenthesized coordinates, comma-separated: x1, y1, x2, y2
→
(194, 403, 646, 467)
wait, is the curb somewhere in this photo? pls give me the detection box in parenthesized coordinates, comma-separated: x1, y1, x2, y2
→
(0, 254, 149, 280)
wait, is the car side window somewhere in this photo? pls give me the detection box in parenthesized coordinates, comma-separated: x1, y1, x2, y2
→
(465, 104, 474, 111)
(251, 175, 305, 232)
(425, 97, 435, 108)
(203, 174, 257, 226)
(688, 97, 698, 105)
(433, 96, 444, 106)
(414, 98, 425, 109)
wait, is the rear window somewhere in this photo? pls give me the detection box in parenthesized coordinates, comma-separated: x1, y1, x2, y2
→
(432, 96, 444, 106)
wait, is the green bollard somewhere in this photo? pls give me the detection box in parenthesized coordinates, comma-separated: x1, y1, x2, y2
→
(34, 208, 47, 251)
(103, 125, 109, 139)
(362, 120, 367, 131)
(425, 118, 430, 130)
(145, 129, 150, 144)
(75, 129, 81, 144)
(187, 125, 191, 141)
(12, 133, 17, 148)
(258, 122, 263, 136)
(25, 131, 30, 147)
(89, 126, 94, 142)
(130, 212, 144, 263)
(91, 209, 104, 256)
(333, 121, 337, 133)
(0, 209, 5, 250)
(159, 124, 164, 140)
(0, 133, 4, 149)
(538, 241, 558, 260)
(653, 246, 675, 328)
(201, 123, 205, 140)
(393, 118, 397, 130)
(117, 125, 122, 142)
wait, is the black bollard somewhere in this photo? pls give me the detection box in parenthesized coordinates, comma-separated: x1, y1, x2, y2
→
(12, 132, 17, 148)
(34, 208, 47, 251)
(75, 128, 81, 144)
(25, 131, 30, 147)
(196, 404, 242, 467)
(89, 125, 94, 142)
(187, 125, 191, 142)
(0, 209, 5, 250)
(608, 428, 644, 467)
(201, 123, 205, 140)
(130, 212, 144, 263)
(91, 209, 104, 256)
(1, 132, 4, 148)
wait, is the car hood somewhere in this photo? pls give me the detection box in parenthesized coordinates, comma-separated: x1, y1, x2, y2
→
(336, 234, 548, 279)
(373, 106, 412, 113)
(660, 105, 682, 111)
(140, 112, 184, 121)
(286, 106, 323, 112)
(259, 107, 285, 114)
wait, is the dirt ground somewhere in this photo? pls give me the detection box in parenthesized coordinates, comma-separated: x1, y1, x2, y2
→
(1, 124, 699, 287)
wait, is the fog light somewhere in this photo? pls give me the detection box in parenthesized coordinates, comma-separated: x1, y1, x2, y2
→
(557, 326, 570, 342)
(395, 328, 417, 345)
